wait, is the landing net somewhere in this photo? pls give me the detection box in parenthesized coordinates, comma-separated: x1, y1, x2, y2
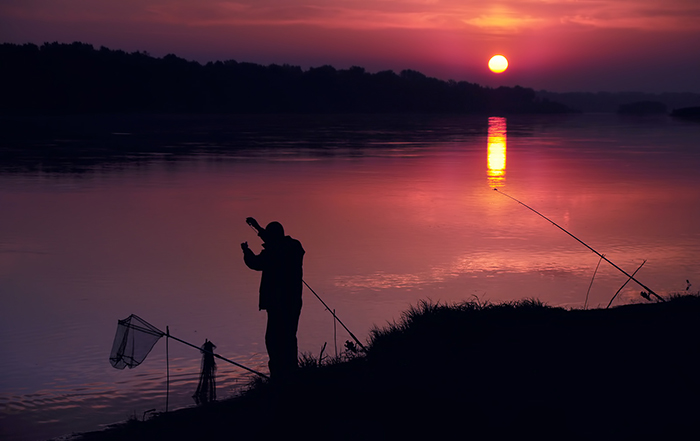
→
(109, 314, 164, 369)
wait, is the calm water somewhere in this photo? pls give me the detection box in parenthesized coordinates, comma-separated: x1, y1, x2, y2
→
(1, 114, 699, 440)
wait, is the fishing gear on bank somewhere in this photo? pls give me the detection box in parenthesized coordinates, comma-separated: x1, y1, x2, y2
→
(493, 188, 663, 302)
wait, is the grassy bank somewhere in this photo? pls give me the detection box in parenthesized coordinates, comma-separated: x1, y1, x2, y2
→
(76, 295, 700, 440)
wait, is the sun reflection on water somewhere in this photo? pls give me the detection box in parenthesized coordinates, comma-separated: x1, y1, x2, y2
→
(487, 116, 507, 187)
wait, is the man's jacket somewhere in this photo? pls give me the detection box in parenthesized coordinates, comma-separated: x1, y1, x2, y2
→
(243, 236, 305, 311)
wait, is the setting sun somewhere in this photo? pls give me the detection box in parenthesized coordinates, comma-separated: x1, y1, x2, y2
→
(488, 55, 509, 73)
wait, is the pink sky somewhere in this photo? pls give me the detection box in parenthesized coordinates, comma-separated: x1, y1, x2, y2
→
(2, 0, 699, 92)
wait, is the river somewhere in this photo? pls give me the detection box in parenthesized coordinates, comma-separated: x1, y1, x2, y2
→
(1, 113, 699, 440)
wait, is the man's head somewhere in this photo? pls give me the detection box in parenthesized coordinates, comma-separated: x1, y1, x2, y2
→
(261, 221, 285, 242)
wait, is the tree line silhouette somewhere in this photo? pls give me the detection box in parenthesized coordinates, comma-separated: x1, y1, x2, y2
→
(1, 42, 572, 115)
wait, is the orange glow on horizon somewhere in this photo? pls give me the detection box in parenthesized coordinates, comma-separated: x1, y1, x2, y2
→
(1, 0, 698, 93)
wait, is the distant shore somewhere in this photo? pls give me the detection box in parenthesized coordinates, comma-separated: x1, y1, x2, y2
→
(74, 295, 700, 441)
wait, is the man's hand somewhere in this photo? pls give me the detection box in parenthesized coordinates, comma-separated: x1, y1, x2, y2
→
(246, 217, 262, 231)
(241, 241, 249, 251)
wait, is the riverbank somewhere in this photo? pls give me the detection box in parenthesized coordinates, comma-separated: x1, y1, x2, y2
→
(74, 295, 700, 440)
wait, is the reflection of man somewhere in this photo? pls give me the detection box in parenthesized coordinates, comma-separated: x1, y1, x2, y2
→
(241, 217, 305, 381)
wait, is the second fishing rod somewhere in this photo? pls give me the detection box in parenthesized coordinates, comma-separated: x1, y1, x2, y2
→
(493, 188, 664, 302)
(246, 219, 366, 351)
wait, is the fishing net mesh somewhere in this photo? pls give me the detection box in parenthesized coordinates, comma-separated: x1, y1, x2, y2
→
(110, 314, 164, 369)
(193, 340, 217, 405)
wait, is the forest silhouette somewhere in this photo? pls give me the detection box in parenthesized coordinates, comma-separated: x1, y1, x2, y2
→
(1, 42, 572, 115)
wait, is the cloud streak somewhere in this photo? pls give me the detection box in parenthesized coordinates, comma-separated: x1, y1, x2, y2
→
(3, 0, 699, 31)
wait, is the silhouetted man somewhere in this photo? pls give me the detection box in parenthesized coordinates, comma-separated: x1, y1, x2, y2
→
(241, 217, 305, 381)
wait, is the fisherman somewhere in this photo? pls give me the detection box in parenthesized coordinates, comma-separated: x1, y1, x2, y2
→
(241, 217, 305, 381)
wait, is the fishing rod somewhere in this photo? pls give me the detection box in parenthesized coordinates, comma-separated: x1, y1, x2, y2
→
(164, 328, 269, 378)
(302, 279, 366, 351)
(247, 222, 366, 351)
(493, 188, 664, 302)
(606, 260, 646, 309)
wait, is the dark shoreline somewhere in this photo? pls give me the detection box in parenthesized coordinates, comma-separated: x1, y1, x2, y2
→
(73, 295, 700, 441)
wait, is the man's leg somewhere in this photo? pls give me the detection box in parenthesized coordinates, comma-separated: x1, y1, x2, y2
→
(265, 310, 283, 378)
(282, 306, 301, 373)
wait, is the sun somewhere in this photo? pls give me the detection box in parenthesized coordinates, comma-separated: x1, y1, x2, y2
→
(488, 55, 509, 73)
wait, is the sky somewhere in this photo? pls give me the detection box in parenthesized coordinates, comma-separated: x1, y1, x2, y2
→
(1, 0, 699, 93)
